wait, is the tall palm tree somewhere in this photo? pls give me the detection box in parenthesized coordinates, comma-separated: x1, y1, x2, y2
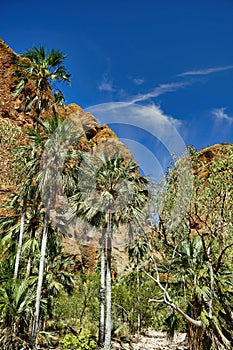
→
(13, 153, 41, 280)
(27, 115, 82, 349)
(12, 132, 42, 280)
(12, 46, 71, 280)
(76, 153, 149, 349)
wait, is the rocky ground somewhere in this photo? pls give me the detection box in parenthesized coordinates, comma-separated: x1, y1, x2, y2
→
(112, 330, 187, 350)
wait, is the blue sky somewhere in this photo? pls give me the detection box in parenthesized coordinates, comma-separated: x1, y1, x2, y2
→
(1, 0, 233, 180)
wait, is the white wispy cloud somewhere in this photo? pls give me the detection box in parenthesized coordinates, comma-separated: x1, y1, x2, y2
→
(98, 74, 114, 92)
(129, 81, 190, 104)
(133, 78, 144, 85)
(212, 107, 233, 123)
(86, 100, 185, 156)
(177, 65, 233, 77)
(98, 81, 114, 92)
(85, 78, 194, 209)
(90, 79, 193, 153)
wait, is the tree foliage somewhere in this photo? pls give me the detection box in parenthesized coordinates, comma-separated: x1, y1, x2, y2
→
(146, 146, 233, 350)
(12, 46, 71, 118)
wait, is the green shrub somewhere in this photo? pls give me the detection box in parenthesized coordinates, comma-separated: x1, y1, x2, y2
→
(60, 332, 97, 350)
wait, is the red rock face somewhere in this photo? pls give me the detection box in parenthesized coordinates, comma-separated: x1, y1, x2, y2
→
(0, 39, 18, 120)
(0, 38, 39, 127)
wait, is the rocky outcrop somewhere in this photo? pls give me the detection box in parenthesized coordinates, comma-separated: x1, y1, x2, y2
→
(194, 143, 233, 179)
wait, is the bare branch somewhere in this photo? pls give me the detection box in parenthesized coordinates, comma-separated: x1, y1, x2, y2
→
(143, 270, 203, 328)
(114, 303, 129, 316)
(149, 298, 164, 303)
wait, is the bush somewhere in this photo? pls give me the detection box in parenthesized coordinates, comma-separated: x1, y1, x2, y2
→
(60, 332, 97, 350)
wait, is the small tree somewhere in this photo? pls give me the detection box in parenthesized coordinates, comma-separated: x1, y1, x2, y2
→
(0, 278, 36, 347)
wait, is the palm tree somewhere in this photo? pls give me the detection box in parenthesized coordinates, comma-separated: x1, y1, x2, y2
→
(27, 115, 82, 349)
(12, 46, 71, 280)
(13, 154, 40, 279)
(13, 46, 71, 125)
(12, 133, 42, 280)
(0, 278, 36, 347)
(76, 153, 149, 349)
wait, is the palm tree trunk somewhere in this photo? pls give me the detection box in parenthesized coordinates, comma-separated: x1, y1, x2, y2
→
(104, 211, 112, 350)
(98, 228, 105, 347)
(14, 198, 27, 279)
(136, 263, 141, 333)
(26, 226, 36, 277)
(29, 213, 48, 349)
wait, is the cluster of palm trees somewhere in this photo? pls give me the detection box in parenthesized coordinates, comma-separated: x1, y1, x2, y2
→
(0, 45, 150, 349)
(13, 47, 72, 349)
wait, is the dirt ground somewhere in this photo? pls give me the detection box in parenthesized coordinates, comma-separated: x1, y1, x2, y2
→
(112, 330, 187, 350)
